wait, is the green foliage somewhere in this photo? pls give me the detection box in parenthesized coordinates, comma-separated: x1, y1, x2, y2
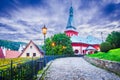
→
(0, 39, 26, 50)
(44, 33, 73, 55)
(94, 50, 98, 53)
(87, 48, 120, 62)
(100, 42, 112, 52)
(106, 31, 120, 49)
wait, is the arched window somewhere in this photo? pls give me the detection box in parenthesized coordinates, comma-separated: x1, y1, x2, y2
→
(74, 49, 79, 54)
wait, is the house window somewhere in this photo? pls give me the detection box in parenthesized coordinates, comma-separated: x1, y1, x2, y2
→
(33, 53, 36, 57)
(26, 53, 30, 57)
(30, 46, 32, 49)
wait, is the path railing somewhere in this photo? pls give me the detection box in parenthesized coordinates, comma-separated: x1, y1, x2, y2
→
(0, 55, 81, 80)
(0, 58, 44, 80)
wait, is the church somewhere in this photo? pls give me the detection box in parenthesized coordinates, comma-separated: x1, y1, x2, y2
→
(64, 6, 100, 55)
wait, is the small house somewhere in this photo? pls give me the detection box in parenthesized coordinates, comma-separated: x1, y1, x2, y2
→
(19, 40, 43, 58)
(0, 48, 5, 58)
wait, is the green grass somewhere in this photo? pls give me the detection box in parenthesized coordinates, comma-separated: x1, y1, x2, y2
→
(38, 69, 43, 75)
(0, 57, 39, 70)
(87, 48, 120, 62)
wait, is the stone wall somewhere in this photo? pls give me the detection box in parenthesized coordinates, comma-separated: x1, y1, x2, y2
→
(84, 56, 120, 76)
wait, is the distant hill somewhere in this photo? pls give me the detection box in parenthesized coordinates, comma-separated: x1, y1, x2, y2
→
(0, 40, 26, 51)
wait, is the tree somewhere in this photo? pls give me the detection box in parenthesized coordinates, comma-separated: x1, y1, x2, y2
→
(100, 42, 112, 52)
(44, 33, 73, 55)
(106, 31, 120, 48)
(0, 40, 26, 50)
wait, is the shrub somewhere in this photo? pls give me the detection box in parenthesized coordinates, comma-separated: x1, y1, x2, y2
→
(94, 50, 98, 53)
(106, 31, 120, 49)
(100, 42, 112, 52)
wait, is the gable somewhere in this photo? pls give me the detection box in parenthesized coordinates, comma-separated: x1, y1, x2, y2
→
(20, 40, 43, 57)
(86, 46, 96, 50)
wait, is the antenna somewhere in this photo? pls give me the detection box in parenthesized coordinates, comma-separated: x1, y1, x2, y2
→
(101, 32, 103, 43)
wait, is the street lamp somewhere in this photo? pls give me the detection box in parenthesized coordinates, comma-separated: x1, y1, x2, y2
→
(62, 46, 66, 49)
(51, 42, 55, 47)
(62, 46, 66, 57)
(42, 25, 47, 66)
(51, 42, 55, 59)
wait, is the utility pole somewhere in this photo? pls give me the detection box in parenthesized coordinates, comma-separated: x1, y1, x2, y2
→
(101, 32, 103, 43)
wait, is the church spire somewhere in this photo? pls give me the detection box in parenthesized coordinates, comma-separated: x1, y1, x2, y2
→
(66, 5, 76, 30)
(64, 5, 78, 37)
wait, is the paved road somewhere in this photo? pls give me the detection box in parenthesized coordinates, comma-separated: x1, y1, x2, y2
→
(44, 57, 120, 80)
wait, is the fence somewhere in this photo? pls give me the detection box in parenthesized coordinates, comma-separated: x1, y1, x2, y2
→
(0, 55, 80, 80)
(0, 58, 45, 80)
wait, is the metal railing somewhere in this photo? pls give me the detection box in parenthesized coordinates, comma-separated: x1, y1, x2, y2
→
(0, 58, 44, 80)
(0, 55, 80, 80)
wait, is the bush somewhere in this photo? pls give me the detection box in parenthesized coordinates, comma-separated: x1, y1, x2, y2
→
(106, 31, 120, 49)
(100, 42, 112, 52)
(94, 50, 98, 53)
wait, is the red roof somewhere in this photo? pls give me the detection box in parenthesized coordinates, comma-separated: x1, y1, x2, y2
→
(0, 48, 5, 58)
(5, 50, 20, 58)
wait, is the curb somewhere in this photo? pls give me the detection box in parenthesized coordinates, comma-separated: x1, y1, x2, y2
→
(84, 56, 120, 76)
(37, 61, 53, 80)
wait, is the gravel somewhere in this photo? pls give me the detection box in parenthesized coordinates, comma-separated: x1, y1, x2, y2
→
(44, 57, 120, 80)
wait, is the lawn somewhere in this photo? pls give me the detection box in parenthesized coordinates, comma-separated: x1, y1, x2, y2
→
(87, 48, 120, 62)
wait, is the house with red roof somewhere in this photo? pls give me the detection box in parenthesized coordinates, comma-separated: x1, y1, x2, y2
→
(0, 40, 43, 58)
(5, 50, 20, 58)
(0, 48, 5, 58)
(19, 40, 43, 58)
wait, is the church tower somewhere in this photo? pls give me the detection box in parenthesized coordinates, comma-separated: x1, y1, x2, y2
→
(64, 6, 78, 37)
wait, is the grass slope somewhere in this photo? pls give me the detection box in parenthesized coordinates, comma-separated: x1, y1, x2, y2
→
(0, 57, 39, 70)
(87, 48, 120, 62)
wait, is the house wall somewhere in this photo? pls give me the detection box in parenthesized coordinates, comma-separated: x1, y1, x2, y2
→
(20, 43, 43, 57)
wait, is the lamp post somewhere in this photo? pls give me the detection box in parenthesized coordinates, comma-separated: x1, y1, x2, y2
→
(62, 46, 66, 56)
(42, 25, 47, 66)
(62, 46, 66, 49)
(51, 42, 55, 59)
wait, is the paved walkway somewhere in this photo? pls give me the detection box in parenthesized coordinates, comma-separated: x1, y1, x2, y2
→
(44, 57, 120, 80)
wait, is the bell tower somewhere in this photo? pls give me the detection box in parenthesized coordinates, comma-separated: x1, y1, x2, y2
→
(64, 6, 78, 37)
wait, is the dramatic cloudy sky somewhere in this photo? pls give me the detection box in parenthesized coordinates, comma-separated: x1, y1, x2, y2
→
(0, 0, 120, 44)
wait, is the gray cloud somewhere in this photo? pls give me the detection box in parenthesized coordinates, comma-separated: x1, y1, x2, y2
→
(0, 0, 120, 44)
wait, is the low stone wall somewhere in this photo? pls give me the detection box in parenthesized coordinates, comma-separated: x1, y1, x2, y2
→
(84, 56, 120, 76)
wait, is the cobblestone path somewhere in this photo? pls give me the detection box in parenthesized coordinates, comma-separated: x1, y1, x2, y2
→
(44, 57, 120, 80)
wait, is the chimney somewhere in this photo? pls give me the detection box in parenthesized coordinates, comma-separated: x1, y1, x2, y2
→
(2, 47, 6, 57)
(18, 44, 23, 53)
(1, 46, 3, 49)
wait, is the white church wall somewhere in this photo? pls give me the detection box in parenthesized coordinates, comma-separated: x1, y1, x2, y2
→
(72, 46, 81, 55)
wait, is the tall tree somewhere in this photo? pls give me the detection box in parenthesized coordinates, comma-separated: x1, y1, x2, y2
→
(44, 33, 73, 55)
(106, 31, 120, 48)
(0, 40, 26, 50)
